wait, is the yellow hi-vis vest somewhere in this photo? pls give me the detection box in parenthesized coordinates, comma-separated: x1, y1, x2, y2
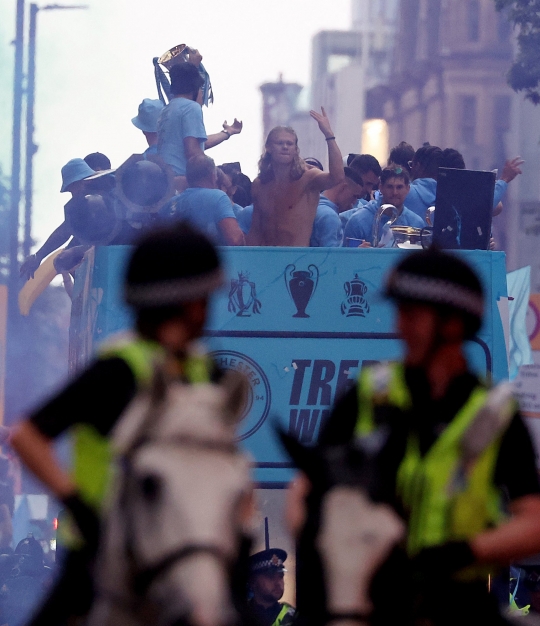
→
(67, 338, 211, 537)
(354, 363, 514, 558)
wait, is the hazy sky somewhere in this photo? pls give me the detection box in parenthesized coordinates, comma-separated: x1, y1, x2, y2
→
(0, 0, 352, 250)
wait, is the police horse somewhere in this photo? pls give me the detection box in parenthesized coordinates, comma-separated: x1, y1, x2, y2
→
(280, 430, 409, 626)
(87, 367, 253, 626)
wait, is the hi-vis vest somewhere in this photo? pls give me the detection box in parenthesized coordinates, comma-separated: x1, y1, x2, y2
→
(355, 363, 516, 558)
(71, 337, 211, 512)
(271, 603, 296, 626)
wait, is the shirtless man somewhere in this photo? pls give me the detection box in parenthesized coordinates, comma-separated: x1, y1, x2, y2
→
(246, 109, 344, 246)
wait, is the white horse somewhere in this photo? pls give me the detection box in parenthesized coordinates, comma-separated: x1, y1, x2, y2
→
(87, 367, 254, 626)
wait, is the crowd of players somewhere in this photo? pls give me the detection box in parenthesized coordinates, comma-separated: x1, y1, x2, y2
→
(19, 51, 524, 283)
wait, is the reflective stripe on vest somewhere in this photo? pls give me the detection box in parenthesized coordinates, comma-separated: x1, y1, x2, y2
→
(271, 604, 294, 626)
(354, 364, 506, 556)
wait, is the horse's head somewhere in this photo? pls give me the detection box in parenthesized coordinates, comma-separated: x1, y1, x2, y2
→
(109, 371, 253, 626)
(280, 430, 405, 626)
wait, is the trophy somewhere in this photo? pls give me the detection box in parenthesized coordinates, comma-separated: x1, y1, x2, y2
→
(341, 274, 370, 317)
(228, 272, 261, 317)
(153, 44, 213, 106)
(284, 265, 319, 318)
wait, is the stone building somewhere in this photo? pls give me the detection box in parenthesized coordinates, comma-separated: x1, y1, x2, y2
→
(379, 0, 540, 282)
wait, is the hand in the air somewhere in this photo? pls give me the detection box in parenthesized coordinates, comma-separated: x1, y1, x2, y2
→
(500, 156, 524, 183)
(187, 48, 203, 67)
(20, 254, 40, 280)
(223, 119, 243, 136)
(310, 107, 335, 139)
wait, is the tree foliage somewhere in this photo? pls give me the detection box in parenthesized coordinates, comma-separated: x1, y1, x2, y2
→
(495, 0, 540, 104)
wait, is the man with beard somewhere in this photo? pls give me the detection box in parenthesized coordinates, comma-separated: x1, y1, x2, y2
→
(248, 549, 296, 626)
(246, 109, 344, 247)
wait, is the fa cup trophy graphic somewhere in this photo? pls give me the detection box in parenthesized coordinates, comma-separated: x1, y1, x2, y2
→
(284, 264, 319, 318)
(228, 272, 261, 317)
(341, 274, 370, 317)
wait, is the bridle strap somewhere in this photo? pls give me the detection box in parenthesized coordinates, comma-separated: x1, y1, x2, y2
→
(134, 543, 230, 596)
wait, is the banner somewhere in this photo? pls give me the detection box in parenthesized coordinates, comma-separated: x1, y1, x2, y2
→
(75, 247, 509, 484)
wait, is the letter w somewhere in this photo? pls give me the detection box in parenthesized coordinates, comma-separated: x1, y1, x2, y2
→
(289, 409, 321, 444)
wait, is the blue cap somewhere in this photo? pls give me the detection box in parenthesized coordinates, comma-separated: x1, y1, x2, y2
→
(131, 98, 164, 133)
(60, 158, 95, 193)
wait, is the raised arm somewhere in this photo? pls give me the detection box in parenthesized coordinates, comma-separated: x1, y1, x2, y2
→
(308, 107, 345, 192)
(205, 119, 243, 149)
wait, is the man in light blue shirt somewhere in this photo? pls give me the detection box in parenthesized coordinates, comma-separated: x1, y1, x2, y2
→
(310, 167, 364, 247)
(344, 165, 424, 247)
(157, 63, 242, 181)
(161, 155, 244, 246)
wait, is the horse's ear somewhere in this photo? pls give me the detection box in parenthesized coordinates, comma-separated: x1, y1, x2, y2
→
(277, 427, 322, 482)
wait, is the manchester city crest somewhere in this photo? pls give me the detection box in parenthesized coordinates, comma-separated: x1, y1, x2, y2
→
(341, 274, 370, 317)
(209, 350, 271, 441)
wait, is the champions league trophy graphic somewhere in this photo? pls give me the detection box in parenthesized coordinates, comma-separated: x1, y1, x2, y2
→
(228, 272, 261, 317)
(284, 264, 319, 318)
(341, 274, 370, 317)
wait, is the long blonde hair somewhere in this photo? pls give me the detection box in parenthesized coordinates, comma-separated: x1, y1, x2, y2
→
(258, 126, 306, 184)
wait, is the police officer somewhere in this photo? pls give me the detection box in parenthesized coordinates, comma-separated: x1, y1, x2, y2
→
(11, 222, 225, 624)
(248, 549, 297, 626)
(291, 248, 540, 625)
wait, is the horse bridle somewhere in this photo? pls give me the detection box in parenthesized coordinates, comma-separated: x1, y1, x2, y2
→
(121, 423, 242, 602)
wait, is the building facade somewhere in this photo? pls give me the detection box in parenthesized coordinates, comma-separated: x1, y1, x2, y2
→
(380, 0, 540, 282)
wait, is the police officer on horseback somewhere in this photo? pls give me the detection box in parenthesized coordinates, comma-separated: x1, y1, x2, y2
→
(248, 549, 297, 626)
(300, 248, 540, 625)
(11, 222, 226, 624)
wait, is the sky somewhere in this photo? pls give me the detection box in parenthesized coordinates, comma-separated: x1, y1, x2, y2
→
(0, 0, 352, 250)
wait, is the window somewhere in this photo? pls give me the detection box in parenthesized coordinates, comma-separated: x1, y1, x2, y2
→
(467, 0, 480, 42)
(461, 96, 477, 144)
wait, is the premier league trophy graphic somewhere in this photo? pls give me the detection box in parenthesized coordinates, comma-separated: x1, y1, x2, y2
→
(341, 274, 370, 317)
(284, 264, 319, 318)
(228, 272, 261, 317)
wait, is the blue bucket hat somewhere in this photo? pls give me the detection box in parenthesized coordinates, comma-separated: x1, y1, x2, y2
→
(131, 98, 164, 133)
(60, 158, 95, 193)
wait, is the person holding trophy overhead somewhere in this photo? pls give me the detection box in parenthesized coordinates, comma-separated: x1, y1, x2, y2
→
(157, 48, 243, 192)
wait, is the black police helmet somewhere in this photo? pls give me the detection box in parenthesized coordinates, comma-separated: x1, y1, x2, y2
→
(249, 548, 288, 575)
(384, 248, 484, 339)
(125, 222, 223, 310)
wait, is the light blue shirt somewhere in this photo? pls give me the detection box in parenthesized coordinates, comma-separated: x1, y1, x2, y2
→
(339, 207, 360, 231)
(235, 204, 253, 234)
(405, 178, 436, 221)
(143, 144, 158, 157)
(161, 187, 236, 245)
(310, 196, 343, 247)
(343, 199, 425, 247)
(157, 97, 207, 176)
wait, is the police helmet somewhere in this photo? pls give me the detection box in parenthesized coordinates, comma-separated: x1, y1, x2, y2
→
(125, 222, 223, 310)
(384, 248, 484, 339)
(249, 549, 288, 576)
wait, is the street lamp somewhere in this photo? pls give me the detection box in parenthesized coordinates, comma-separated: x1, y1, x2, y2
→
(24, 2, 88, 258)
